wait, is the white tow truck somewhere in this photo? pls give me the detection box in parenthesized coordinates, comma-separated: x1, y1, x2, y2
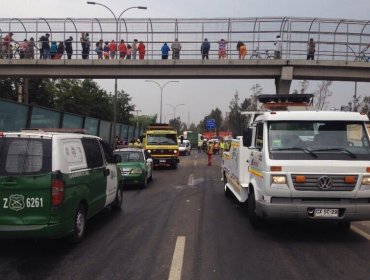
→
(222, 94, 370, 229)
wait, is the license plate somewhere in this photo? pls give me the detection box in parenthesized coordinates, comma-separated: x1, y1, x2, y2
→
(314, 208, 339, 217)
(159, 160, 166, 163)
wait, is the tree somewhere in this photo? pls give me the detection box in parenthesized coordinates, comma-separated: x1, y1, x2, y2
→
(314, 81, 333, 110)
(51, 79, 113, 120)
(188, 122, 198, 133)
(292, 80, 310, 94)
(169, 117, 183, 133)
(228, 91, 243, 137)
(115, 90, 135, 123)
(0, 78, 18, 100)
(133, 115, 157, 131)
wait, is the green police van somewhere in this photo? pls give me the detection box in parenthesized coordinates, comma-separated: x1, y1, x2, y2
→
(0, 130, 123, 242)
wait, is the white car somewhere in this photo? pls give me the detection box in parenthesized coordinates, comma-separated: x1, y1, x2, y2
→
(178, 139, 191, 156)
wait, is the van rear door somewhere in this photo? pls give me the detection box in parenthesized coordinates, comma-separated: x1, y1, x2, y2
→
(0, 136, 52, 225)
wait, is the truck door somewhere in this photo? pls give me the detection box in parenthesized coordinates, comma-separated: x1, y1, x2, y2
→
(249, 122, 264, 184)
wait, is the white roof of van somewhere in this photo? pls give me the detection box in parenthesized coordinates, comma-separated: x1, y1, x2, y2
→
(3, 131, 100, 140)
(255, 111, 369, 122)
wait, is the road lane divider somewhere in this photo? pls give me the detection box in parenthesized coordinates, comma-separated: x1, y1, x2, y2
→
(168, 236, 186, 280)
(351, 225, 370, 241)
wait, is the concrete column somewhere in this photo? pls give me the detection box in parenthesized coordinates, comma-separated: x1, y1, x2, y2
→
(275, 66, 293, 95)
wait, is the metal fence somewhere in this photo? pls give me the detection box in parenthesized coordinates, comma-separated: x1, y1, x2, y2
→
(0, 98, 142, 144)
(0, 17, 370, 61)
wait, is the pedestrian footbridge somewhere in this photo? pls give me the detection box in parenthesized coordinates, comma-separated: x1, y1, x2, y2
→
(1, 17, 370, 94)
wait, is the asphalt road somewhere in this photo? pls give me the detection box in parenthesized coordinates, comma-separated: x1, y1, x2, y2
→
(0, 151, 370, 280)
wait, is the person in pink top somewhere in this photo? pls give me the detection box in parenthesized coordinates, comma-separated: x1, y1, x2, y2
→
(218, 38, 227, 59)
(126, 44, 132, 59)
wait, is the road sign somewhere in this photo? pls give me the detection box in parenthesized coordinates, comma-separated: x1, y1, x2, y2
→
(206, 119, 216, 130)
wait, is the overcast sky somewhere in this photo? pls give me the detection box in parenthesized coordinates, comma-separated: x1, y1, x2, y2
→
(1, 0, 369, 124)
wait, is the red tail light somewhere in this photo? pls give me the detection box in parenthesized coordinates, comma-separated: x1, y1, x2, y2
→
(52, 178, 64, 206)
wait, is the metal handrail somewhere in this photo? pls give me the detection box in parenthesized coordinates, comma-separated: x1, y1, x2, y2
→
(0, 17, 369, 61)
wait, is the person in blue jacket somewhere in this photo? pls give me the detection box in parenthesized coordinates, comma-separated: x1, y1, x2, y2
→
(50, 41, 57, 59)
(201, 38, 210, 60)
(161, 42, 170, 59)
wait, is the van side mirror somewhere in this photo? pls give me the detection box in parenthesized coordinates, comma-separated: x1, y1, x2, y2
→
(113, 154, 122, 163)
(243, 128, 253, 147)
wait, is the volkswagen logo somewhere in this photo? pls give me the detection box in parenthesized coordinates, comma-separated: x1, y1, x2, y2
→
(318, 176, 332, 191)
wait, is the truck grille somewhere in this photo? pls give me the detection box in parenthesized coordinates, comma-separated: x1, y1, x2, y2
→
(151, 149, 174, 155)
(291, 174, 357, 191)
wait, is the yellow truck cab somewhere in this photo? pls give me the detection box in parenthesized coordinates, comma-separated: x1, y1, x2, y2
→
(142, 124, 179, 169)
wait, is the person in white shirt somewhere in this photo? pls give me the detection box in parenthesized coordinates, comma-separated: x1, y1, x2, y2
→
(274, 35, 282, 59)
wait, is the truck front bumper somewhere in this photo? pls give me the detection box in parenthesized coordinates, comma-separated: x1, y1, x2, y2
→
(256, 197, 370, 221)
(153, 157, 179, 166)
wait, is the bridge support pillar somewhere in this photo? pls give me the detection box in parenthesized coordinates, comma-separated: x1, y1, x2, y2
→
(275, 66, 293, 95)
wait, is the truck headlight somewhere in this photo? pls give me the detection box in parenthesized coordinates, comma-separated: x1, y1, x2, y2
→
(361, 176, 370, 185)
(271, 175, 286, 184)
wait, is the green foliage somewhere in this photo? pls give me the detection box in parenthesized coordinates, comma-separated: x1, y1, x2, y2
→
(0, 78, 17, 100)
(132, 115, 157, 130)
(52, 79, 114, 120)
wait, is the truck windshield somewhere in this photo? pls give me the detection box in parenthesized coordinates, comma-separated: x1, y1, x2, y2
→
(268, 121, 370, 160)
(147, 134, 177, 145)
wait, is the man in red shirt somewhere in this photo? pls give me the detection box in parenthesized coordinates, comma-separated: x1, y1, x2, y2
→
(109, 40, 117, 59)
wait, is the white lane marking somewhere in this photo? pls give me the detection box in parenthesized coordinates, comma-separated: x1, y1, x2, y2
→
(193, 160, 197, 167)
(351, 225, 370, 241)
(168, 236, 186, 280)
(187, 174, 194, 186)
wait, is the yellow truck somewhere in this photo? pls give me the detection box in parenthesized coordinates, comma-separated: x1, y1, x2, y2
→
(142, 124, 179, 169)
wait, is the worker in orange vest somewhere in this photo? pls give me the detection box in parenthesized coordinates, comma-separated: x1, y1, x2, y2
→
(207, 141, 214, 166)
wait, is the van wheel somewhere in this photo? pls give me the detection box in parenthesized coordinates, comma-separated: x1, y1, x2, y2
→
(71, 204, 87, 243)
(112, 188, 123, 210)
(247, 190, 264, 229)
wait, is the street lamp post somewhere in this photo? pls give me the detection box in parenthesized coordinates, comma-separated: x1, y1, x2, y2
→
(145, 80, 179, 123)
(166, 103, 185, 121)
(87, 2, 147, 145)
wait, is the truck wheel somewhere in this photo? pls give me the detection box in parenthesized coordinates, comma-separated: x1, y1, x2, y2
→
(70, 204, 87, 243)
(224, 184, 232, 197)
(247, 190, 264, 229)
(173, 163, 178, 169)
(112, 188, 123, 210)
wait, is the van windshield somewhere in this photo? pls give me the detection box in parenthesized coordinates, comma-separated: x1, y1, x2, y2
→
(0, 138, 52, 175)
(268, 121, 370, 160)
